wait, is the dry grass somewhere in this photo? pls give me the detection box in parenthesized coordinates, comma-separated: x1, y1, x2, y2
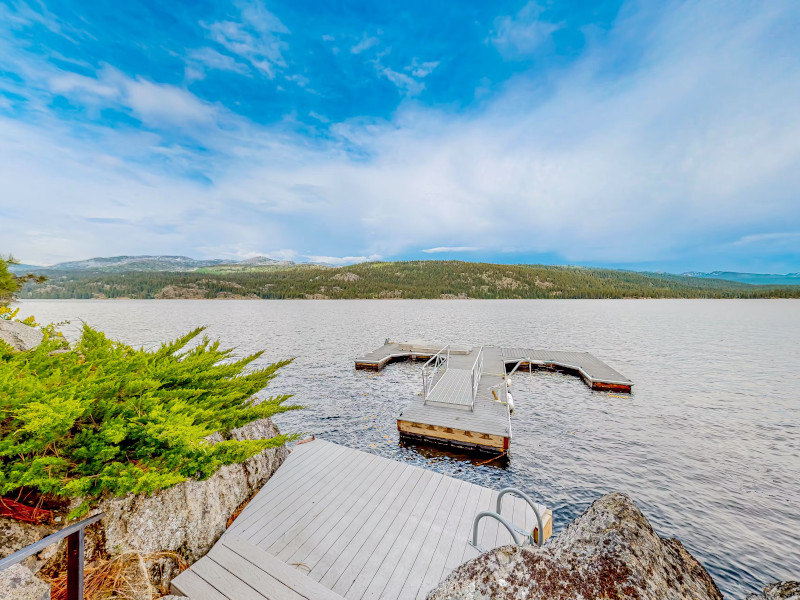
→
(43, 551, 188, 600)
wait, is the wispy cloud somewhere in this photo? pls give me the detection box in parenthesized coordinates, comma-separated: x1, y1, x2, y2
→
(49, 67, 218, 127)
(490, 1, 560, 58)
(351, 34, 379, 55)
(379, 67, 424, 96)
(185, 47, 248, 81)
(305, 254, 382, 266)
(422, 246, 479, 253)
(733, 232, 800, 247)
(204, 0, 289, 78)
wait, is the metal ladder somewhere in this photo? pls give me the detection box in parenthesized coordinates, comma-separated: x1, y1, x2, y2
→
(469, 487, 545, 552)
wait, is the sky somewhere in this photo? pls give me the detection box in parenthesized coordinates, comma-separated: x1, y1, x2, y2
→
(0, 0, 799, 273)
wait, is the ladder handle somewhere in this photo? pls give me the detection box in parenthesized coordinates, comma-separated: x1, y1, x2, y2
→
(496, 488, 544, 546)
(472, 511, 523, 548)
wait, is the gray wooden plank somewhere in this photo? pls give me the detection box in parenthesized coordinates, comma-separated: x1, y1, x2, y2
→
(441, 483, 483, 574)
(274, 451, 393, 561)
(393, 476, 464, 600)
(334, 469, 439, 599)
(318, 465, 426, 590)
(513, 496, 526, 545)
(490, 492, 515, 548)
(208, 544, 305, 600)
(414, 479, 474, 598)
(285, 456, 406, 571)
(221, 537, 347, 600)
(234, 443, 352, 541)
(460, 486, 493, 565)
(359, 474, 449, 600)
(231, 442, 343, 537)
(235, 442, 347, 531)
(255, 448, 380, 550)
(192, 556, 268, 600)
(480, 491, 502, 550)
(171, 568, 231, 600)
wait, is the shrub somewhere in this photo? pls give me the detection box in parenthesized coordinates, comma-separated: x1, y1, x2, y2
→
(0, 324, 300, 516)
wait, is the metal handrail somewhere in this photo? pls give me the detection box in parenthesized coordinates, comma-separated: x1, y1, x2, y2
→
(496, 488, 544, 546)
(470, 511, 523, 553)
(469, 346, 484, 407)
(0, 512, 104, 600)
(422, 345, 449, 399)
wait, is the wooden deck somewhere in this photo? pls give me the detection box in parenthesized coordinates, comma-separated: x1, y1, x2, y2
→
(356, 340, 632, 453)
(172, 439, 552, 600)
(355, 341, 632, 391)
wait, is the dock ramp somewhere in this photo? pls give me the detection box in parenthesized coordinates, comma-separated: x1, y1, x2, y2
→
(172, 439, 551, 600)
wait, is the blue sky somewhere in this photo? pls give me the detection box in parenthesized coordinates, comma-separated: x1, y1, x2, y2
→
(1, 0, 799, 272)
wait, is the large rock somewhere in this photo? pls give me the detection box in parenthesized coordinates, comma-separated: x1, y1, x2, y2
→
(746, 582, 800, 600)
(97, 418, 288, 593)
(0, 564, 50, 600)
(429, 492, 723, 600)
(0, 518, 56, 573)
(0, 320, 43, 351)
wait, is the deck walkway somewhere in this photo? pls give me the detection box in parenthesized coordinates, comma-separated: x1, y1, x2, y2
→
(172, 439, 552, 600)
(356, 340, 632, 453)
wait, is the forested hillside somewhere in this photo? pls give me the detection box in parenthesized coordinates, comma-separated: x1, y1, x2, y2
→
(17, 261, 800, 299)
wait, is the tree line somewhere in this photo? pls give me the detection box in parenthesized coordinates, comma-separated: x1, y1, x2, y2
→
(17, 260, 800, 299)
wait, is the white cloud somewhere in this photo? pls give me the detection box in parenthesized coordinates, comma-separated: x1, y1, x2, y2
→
(411, 61, 439, 78)
(351, 35, 379, 55)
(185, 47, 248, 81)
(205, 0, 289, 78)
(422, 247, 479, 254)
(490, 1, 560, 58)
(304, 254, 382, 266)
(379, 67, 424, 96)
(732, 232, 800, 247)
(48, 67, 217, 127)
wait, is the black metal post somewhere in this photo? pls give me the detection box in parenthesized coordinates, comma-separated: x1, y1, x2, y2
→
(66, 528, 84, 600)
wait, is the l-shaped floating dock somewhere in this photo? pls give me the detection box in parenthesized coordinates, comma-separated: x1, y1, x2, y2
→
(172, 439, 552, 600)
(355, 340, 632, 453)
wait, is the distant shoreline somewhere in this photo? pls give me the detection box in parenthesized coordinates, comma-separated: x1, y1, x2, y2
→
(18, 260, 800, 301)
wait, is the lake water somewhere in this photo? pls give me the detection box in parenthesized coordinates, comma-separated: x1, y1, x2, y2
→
(15, 299, 800, 598)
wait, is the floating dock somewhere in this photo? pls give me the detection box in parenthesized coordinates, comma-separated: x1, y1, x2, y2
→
(172, 439, 552, 600)
(355, 340, 632, 453)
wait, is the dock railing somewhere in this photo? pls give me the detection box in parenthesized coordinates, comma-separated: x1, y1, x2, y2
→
(0, 512, 104, 600)
(470, 346, 484, 407)
(422, 344, 450, 400)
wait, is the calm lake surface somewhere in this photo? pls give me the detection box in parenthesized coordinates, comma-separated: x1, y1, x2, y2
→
(16, 299, 800, 598)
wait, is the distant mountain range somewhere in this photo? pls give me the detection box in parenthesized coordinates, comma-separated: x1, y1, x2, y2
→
(7, 255, 294, 273)
(683, 271, 800, 286)
(9, 256, 799, 287)
(12, 259, 800, 300)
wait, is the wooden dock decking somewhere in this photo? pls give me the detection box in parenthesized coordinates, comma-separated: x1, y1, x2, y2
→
(356, 340, 632, 453)
(171, 439, 552, 600)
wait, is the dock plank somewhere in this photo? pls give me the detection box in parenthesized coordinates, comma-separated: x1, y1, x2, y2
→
(171, 569, 230, 600)
(208, 544, 305, 600)
(279, 454, 403, 565)
(414, 478, 473, 598)
(394, 477, 465, 600)
(178, 440, 553, 600)
(255, 450, 380, 550)
(340, 469, 442, 599)
(222, 537, 346, 600)
(231, 443, 348, 539)
(318, 465, 426, 590)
